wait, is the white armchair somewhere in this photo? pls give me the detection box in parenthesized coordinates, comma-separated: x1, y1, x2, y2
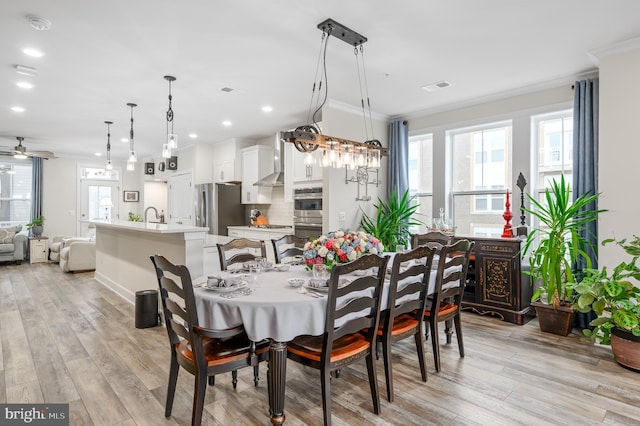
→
(59, 240, 95, 272)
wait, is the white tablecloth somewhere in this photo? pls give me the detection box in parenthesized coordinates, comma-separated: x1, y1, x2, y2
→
(194, 262, 460, 342)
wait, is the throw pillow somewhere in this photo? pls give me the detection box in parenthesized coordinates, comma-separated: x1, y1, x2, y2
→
(0, 228, 16, 244)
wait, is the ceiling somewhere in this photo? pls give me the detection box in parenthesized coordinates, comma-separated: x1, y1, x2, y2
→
(1, 1, 640, 161)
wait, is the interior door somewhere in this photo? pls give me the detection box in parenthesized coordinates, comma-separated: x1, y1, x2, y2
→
(167, 172, 193, 225)
(79, 179, 120, 235)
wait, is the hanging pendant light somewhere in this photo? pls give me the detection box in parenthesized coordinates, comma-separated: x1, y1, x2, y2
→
(126, 102, 137, 171)
(164, 75, 177, 151)
(104, 120, 113, 171)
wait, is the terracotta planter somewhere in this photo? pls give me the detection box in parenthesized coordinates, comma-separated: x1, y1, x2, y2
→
(611, 328, 640, 373)
(531, 301, 576, 336)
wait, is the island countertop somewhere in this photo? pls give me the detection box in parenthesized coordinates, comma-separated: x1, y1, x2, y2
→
(93, 220, 208, 234)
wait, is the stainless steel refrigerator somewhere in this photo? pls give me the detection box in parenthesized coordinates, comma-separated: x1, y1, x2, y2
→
(195, 183, 244, 235)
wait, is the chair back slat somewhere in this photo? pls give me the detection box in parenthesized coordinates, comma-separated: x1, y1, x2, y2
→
(150, 254, 207, 364)
(272, 235, 306, 263)
(411, 231, 453, 248)
(384, 246, 436, 330)
(217, 238, 267, 270)
(431, 240, 474, 309)
(323, 254, 389, 361)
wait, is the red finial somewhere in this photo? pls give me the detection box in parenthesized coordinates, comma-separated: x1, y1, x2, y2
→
(502, 189, 514, 238)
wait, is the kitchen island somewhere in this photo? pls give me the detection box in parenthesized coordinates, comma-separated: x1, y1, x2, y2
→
(94, 221, 211, 303)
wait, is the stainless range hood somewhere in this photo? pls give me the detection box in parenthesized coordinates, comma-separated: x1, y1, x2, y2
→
(254, 132, 284, 187)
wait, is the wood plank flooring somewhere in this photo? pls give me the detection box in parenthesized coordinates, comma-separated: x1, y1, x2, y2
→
(1, 262, 639, 425)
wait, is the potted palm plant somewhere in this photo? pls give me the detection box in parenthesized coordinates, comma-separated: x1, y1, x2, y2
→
(360, 189, 422, 252)
(26, 216, 45, 237)
(523, 175, 603, 335)
(570, 236, 640, 372)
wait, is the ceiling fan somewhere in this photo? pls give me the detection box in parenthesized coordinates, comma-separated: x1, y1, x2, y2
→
(0, 137, 56, 159)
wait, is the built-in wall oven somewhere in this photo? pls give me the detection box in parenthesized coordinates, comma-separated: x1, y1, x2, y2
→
(293, 187, 323, 238)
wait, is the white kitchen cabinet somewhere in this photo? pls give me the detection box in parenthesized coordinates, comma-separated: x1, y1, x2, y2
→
(291, 147, 322, 183)
(213, 138, 253, 183)
(241, 145, 274, 204)
(284, 142, 323, 202)
(203, 246, 221, 276)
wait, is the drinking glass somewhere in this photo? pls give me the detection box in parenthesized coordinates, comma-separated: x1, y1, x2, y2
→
(313, 264, 328, 279)
(249, 264, 261, 288)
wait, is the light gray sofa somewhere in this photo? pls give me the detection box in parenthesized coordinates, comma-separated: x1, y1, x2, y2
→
(0, 225, 28, 264)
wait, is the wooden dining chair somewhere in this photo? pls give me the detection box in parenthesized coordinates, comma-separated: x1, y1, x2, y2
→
(423, 239, 474, 372)
(411, 231, 453, 248)
(217, 238, 267, 271)
(150, 255, 270, 426)
(377, 245, 436, 402)
(286, 254, 389, 426)
(271, 234, 306, 264)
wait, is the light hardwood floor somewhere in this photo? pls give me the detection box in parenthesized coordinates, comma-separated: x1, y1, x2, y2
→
(1, 262, 639, 425)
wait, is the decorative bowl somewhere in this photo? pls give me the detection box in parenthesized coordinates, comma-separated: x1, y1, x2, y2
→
(275, 264, 290, 272)
(287, 278, 305, 288)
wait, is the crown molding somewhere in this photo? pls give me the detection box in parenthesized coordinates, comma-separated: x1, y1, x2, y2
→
(588, 36, 640, 66)
(325, 98, 390, 122)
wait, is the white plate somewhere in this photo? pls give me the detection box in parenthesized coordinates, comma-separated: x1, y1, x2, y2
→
(202, 281, 248, 292)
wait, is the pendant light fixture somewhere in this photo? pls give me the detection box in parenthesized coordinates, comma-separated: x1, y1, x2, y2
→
(126, 102, 137, 171)
(104, 120, 113, 171)
(281, 19, 387, 169)
(164, 75, 177, 158)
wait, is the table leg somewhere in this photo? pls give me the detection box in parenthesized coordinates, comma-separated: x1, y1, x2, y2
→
(268, 340, 287, 425)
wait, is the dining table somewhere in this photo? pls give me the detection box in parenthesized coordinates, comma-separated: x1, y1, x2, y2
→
(193, 256, 458, 425)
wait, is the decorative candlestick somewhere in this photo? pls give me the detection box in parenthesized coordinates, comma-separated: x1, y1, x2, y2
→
(501, 189, 514, 238)
(516, 172, 527, 236)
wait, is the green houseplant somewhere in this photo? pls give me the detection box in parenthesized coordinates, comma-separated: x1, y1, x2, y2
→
(571, 236, 640, 371)
(26, 216, 45, 237)
(523, 175, 603, 335)
(360, 189, 422, 252)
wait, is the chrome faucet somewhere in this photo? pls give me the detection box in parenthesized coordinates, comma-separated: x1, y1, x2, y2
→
(144, 206, 159, 223)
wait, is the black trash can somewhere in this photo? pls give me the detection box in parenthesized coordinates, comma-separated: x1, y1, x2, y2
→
(135, 289, 159, 329)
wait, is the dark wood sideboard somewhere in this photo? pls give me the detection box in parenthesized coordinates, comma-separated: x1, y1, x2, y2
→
(453, 235, 532, 325)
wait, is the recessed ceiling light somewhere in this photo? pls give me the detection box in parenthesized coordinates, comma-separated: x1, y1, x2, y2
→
(15, 65, 37, 76)
(262, 106, 273, 113)
(11, 106, 25, 112)
(221, 87, 234, 93)
(121, 138, 129, 143)
(222, 120, 232, 127)
(189, 133, 198, 139)
(16, 82, 34, 89)
(95, 152, 102, 157)
(23, 48, 44, 58)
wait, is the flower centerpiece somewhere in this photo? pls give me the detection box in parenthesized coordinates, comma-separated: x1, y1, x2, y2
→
(303, 230, 384, 270)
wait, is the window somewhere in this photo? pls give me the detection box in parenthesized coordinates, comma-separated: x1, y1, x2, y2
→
(450, 121, 512, 236)
(533, 111, 573, 190)
(408, 133, 433, 232)
(0, 158, 32, 227)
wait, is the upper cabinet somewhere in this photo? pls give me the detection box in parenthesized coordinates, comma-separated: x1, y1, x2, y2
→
(213, 138, 253, 184)
(241, 145, 274, 204)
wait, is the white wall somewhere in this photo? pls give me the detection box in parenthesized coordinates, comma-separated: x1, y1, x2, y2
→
(43, 157, 79, 239)
(598, 45, 640, 269)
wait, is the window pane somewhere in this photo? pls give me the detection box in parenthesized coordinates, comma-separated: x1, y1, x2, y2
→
(408, 134, 433, 194)
(534, 111, 573, 189)
(453, 193, 504, 237)
(452, 123, 511, 192)
(0, 159, 32, 227)
(450, 121, 511, 235)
